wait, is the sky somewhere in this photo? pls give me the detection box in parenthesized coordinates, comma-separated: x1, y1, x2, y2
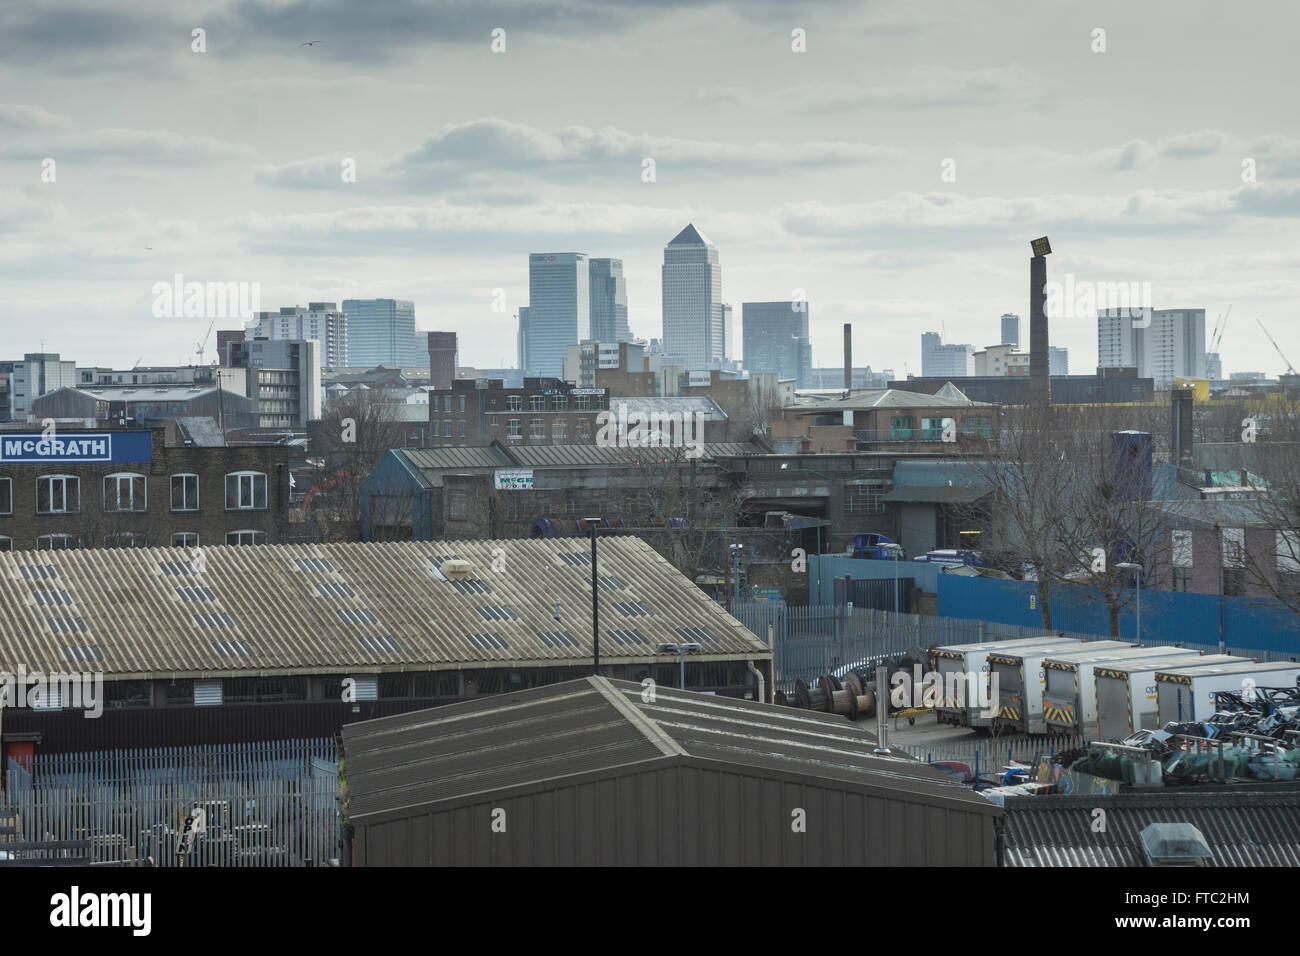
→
(2, 0, 1299, 378)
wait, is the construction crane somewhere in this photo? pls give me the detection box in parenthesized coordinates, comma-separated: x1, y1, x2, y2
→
(196, 320, 215, 367)
(1209, 304, 1231, 357)
(1256, 317, 1296, 374)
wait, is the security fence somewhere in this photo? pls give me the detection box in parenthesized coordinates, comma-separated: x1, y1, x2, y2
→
(1, 738, 341, 867)
(731, 602, 1289, 695)
(892, 733, 1093, 771)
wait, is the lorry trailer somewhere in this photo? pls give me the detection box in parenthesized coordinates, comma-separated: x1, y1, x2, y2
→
(992, 640, 1132, 735)
(1155, 660, 1300, 725)
(1094, 654, 1247, 740)
(1042, 645, 1204, 735)
(931, 636, 1083, 729)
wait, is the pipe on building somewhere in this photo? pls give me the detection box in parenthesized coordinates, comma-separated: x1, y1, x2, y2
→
(747, 660, 767, 705)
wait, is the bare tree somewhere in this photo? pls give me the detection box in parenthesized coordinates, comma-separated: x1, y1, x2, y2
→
(1235, 396, 1300, 614)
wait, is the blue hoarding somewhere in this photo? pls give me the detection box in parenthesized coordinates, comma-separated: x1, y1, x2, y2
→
(0, 431, 153, 464)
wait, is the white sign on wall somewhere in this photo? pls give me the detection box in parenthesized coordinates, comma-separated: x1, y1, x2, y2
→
(494, 468, 534, 491)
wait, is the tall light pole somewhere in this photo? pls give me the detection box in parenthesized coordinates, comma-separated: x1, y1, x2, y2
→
(658, 642, 702, 689)
(729, 543, 744, 609)
(585, 517, 602, 675)
(1117, 562, 1143, 641)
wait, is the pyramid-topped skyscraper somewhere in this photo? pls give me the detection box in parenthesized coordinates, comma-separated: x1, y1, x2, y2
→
(661, 223, 723, 370)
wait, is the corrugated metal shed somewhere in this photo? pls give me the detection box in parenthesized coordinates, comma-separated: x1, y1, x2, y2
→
(1002, 789, 1300, 866)
(0, 537, 768, 679)
(343, 677, 1000, 866)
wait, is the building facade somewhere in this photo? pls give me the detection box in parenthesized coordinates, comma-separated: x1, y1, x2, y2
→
(526, 253, 590, 378)
(246, 303, 348, 369)
(1000, 313, 1020, 349)
(588, 258, 630, 344)
(742, 301, 813, 387)
(427, 332, 458, 391)
(244, 338, 322, 428)
(341, 298, 421, 368)
(426, 377, 610, 447)
(1049, 346, 1069, 376)
(921, 334, 975, 378)
(7, 353, 77, 422)
(0, 427, 288, 552)
(1098, 308, 1207, 388)
(661, 224, 723, 370)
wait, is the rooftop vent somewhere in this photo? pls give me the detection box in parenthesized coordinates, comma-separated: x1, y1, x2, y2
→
(441, 559, 474, 580)
(1139, 823, 1213, 867)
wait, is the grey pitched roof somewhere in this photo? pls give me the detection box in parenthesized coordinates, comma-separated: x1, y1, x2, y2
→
(342, 676, 998, 821)
(668, 223, 711, 246)
(1002, 789, 1300, 866)
(789, 388, 991, 411)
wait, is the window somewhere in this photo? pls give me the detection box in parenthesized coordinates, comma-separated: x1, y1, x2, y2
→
(507, 419, 522, 439)
(921, 417, 949, 440)
(172, 532, 200, 547)
(103, 473, 147, 512)
(506, 395, 523, 411)
(890, 416, 914, 439)
(448, 487, 469, 521)
(575, 395, 591, 411)
(960, 415, 992, 438)
(225, 471, 268, 510)
(226, 530, 267, 545)
(529, 395, 545, 411)
(1172, 567, 1192, 592)
(845, 482, 884, 515)
(37, 475, 80, 514)
(575, 418, 590, 440)
(103, 532, 147, 548)
(104, 681, 154, 710)
(37, 534, 82, 550)
(1172, 530, 1193, 568)
(443, 395, 452, 412)
(552, 395, 568, 411)
(1221, 527, 1245, 568)
(552, 421, 567, 443)
(171, 474, 199, 511)
(0, 477, 10, 515)
(459, 394, 466, 412)
(0, 537, 10, 552)
(1223, 568, 1246, 596)
(458, 421, 466, 437)
(530, 419, 545, 440)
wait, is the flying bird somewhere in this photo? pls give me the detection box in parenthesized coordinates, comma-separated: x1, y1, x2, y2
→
(300, 40, 323, 46)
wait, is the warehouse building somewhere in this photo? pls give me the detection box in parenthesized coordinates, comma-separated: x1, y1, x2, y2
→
(342, 676, 1000, 866)
(0, 537, 771, 758)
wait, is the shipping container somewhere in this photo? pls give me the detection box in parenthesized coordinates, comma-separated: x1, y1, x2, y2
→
(1155, 661, 1300, 725)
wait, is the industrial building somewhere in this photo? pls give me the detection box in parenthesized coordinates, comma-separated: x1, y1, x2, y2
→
(342, 676, 1000, 866)
(0, 537, 771, 757)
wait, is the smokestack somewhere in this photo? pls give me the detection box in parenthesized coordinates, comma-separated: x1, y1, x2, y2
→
(1029, 237, 1052, 406)
(843, 323, 852, 390)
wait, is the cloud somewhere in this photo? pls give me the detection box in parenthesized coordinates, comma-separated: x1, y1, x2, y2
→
(0, 126, 258, 164)
(0, 104, 75, 131)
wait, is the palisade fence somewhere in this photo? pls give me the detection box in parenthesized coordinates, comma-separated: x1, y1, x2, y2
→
(731, 602, 1290, 696)
(1, 739, 341, 867)
(892, 734, 1093, 772)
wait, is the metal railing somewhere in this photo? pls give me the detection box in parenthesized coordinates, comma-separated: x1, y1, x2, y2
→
(2, 739, 341, 867)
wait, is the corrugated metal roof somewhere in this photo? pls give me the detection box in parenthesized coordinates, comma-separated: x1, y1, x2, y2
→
(881, 484, 991, 504)
(792, 388, 991, 411)
(1003, 789, 1300, 866)
(505, 441, 761, 468)
(342, 677, 999, 822)
(606, 396, 729, 420)
(0, 538, 768, 679)
(400, 446, 512, 470)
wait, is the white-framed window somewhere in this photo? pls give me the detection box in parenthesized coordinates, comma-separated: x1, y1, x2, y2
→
(104, 473, 147, 512)
(529, 419, 545, 440)
(1172, 530, 1193, 568)
(225, 471, 268, 510)
(458, 394, 466, 413)
(552, 421, 567, 443)
(1221, 527, 1245, 569)
(506, 395, 522, 411)
(226, 530, 267, 546)
(444, 421, 452, 437)
(575, 395, 591, 411)
(0, 536, 11, 552)
(37, 475, 80, 514)
(172, 532, 200, 547)
(171, 474, 200, 512)
(104, 532, 148, 548)
(37, 533, 82, 550)
(529, 395, 545, 411)
(507, 419, 522, 439)
(0, 476, 11, 515)
(551, 395, 568, 411)
(458, 421, 466, 437)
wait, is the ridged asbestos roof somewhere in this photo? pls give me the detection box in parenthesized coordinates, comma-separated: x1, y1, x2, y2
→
(0, 538, 769, 679)
(1003, 789, 1300, 866)
(343, 677, 996, 821)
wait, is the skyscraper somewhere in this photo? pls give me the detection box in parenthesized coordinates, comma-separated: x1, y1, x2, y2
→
(1048, 346, 1069, 376)
(527, 253, 590, 378)
(1001, 313, 1020, 349)
(341, 299, 421, 367)
(247, 302, 348, 369)
(517, 307, 531, 373)
(588, 258, 630, 343)
(921, 332, 974, 377)
(661, 224, 723, 370)
(1098, 308, 1206, 388)
(743, 301, 812, 387)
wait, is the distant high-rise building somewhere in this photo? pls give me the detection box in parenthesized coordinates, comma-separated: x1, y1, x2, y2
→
(1001, 313, 1020, 349)
(517, 307, 530, 373)
(8, 353, 77, 422)
(247, 303, 348, 369)
(1098, 308, 1206, 388)
(216, 330, 245, 367)
(427, 332, 458, 390)
(1206, 352, 1223, 381)
(1048, 346, 1069, 376)
(920, 332, 974, 377)
(245, 338, 322, 427)
(661, 224, 723, 370)
(341, 299, 421, 367)
(527, 253, 590, 378)
(721, 303, 734, 359)
(742, 301, 813, 387)
(588, 258, 630, 344)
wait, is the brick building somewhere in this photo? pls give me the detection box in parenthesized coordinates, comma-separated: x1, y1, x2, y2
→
(427, 377, 610, 447)
(0, 426, 289, 552)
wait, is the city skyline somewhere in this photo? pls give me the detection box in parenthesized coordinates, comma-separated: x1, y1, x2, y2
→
(2, 2, 1299, 377)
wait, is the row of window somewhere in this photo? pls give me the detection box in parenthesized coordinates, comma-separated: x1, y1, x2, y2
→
(0, 530, 267, 552)
(887, 415, 993, 440)
(490, 418, 584, 441)
(0, 473, 268, 516)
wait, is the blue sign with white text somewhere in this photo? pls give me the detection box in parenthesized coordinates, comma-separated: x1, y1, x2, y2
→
(0, 431, 153, 464)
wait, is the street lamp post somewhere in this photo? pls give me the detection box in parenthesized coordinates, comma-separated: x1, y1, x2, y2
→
(1117, 562, 1143, 641)
(658, 642, 702, 689)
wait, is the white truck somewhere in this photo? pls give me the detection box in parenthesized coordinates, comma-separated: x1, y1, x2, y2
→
(1094, 654, 1246, 740)
(991, 640, 1130, 735)
(931, 636, 1083, 728)
(1155, 660, 1300, 725)
(1041, 645, 1205, 736)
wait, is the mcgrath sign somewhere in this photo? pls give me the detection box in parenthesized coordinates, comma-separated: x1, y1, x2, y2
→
(494, 468, 534, 491)
(0, 431, 153, 464)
